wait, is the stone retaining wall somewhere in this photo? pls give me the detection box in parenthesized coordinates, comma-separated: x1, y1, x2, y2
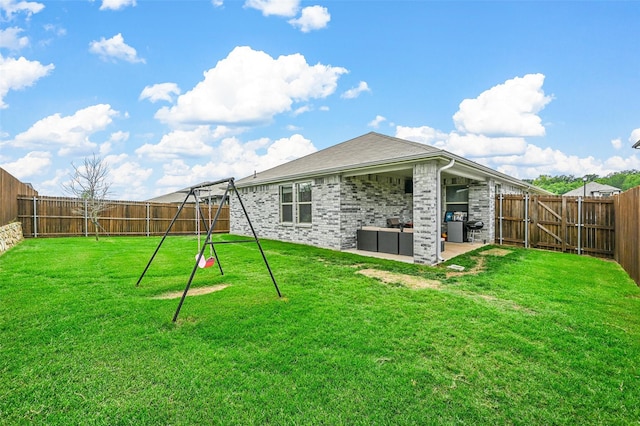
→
(0, 222, 24, 255)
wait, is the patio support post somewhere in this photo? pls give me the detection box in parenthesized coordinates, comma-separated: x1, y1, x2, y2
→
(436, 159, 455, 262)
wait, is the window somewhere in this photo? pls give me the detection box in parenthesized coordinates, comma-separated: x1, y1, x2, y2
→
(280, 185, 293, 223)
(297, 182, 312, 223)
(279, 182, 312, 224)
(445, 185, 469, 215)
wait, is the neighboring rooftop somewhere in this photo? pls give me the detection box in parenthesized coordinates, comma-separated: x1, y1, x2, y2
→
(146, 182, 227, 203)
(633, 139, 640, 149)
(563, 181, 621, 197)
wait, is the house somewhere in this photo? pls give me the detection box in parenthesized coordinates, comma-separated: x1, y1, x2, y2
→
(230, 132, 547, 264)
(563, 182, 621, 198)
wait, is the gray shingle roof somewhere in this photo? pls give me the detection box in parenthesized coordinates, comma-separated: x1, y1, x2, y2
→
(236, 132, 441, 186)
(563, 181, 621, 197)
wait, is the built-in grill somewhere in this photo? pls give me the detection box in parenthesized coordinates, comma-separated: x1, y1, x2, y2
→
(466, 220, 484, 242)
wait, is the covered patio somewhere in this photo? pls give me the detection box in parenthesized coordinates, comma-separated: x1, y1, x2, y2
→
(344, 241, 487, 264)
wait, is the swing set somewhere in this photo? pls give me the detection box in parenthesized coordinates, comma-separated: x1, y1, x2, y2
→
(135, 177, 281, 322)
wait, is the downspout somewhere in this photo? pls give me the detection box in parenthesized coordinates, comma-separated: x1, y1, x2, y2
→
(436, 159, 456, 262)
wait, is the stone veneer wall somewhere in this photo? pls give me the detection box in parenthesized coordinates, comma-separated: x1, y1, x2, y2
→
(413, 162, 438, 264)
(339, 175, 412, 250)
(467, 181, 527, 243)
(0, 222, 24, 255)
(230, 173, 413, 252)
(230, 175, 343, 250)
(467, 180, 494, 243)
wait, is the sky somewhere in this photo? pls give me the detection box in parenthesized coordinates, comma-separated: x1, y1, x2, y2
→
(1, 0, 639, 201)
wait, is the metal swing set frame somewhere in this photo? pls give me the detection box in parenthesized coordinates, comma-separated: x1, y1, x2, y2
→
(135, 177, 281, 322)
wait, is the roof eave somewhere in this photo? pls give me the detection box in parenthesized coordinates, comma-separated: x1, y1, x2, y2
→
(236, 150, 550, 194)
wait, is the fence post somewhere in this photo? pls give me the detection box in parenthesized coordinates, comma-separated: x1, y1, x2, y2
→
(524, 193, 529, 248)
(577, 197, 582, 255)
(84, 199, 88, 237)
(33, 196, 37, 238)
(499, 193, 503, 245)
(146, 203, 150, 237)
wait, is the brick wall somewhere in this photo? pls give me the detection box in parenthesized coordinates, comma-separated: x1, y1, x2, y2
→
(231, 173, 414, 252)
(413, 163, 438, 264)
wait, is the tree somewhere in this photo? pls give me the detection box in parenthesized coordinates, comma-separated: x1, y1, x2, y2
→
(63, 154, 112, 241)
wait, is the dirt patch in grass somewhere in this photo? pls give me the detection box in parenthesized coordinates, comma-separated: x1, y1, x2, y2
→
(479, 248, 513, 257)
(357, 268, 535, 314)
(152, 284, 229, 300)
(445, 256, 486, 278)
(444, 249, 512, 278)
(357, 269, 442, 289)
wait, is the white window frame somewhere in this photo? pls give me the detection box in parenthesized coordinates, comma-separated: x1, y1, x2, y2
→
(279, 181, 312, 225)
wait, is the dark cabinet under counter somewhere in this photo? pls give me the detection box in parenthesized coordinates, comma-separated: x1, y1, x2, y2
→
(356, 227, 413, 257)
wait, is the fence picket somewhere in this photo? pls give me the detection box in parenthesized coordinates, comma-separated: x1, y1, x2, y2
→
(16, 196, 230, 238)
(495, 194, 615, 259)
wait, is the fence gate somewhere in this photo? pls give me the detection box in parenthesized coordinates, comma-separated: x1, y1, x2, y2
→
(496, 194, 615, 258)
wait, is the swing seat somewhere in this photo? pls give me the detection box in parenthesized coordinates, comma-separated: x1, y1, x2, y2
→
(196, 253, 216, 268)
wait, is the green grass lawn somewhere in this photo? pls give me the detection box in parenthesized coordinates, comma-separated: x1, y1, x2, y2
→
(1, 235, 639, 425)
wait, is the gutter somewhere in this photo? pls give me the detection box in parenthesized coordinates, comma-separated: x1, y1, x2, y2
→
(436, 159, 456, 262)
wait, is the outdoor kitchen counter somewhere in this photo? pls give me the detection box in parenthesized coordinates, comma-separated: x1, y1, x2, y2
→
(357, 227, 413, 256)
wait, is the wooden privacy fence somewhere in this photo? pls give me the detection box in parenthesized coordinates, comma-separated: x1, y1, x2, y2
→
(17, 196, 229, 238)
(495, 194, 615, 258)
(614, 187, 640, 286)
(1, 167, 38, 227)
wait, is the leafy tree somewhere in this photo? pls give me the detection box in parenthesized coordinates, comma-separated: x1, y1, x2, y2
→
(63, 154, 112, 241)
(528, 170, 640, 194)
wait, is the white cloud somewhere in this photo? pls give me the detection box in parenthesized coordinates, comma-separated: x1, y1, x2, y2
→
(0, 54, 54, 108)
(368, 115, 386, 128)
(490, 143, 640, 179)
(155, 46, 347, 127)
(292, 105, 311, 116)
(139, 83, 181, 103)
(395, 125, 448, 145)
(43, 23, 66, 37)
(99, 131, 129, 155)
(156, 159, 194, 188)
(0, 151, 51, 179)
(444, 133, 528, 158)
(154, 133, 317, 192)
(89, 33, 145, 63)
(107, 155, 153, 200)
(257, 133, 316, 171)
(395, 73, 640, 180)
(0, 27, 28, 49)
(289, 5, 330, 32)
(108, 130, 129, 144)
(611, 138, 622, 150)
(135, 126, 217, 160)
(244, 0, 299, 17)
(0, 0, 44, 19)
(99, 0, 136, 11)
(212, 0, 223, 7)
(8, 104, 119, 155)
(341, 81, 370, 99)
(453, 73, 552, 137)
